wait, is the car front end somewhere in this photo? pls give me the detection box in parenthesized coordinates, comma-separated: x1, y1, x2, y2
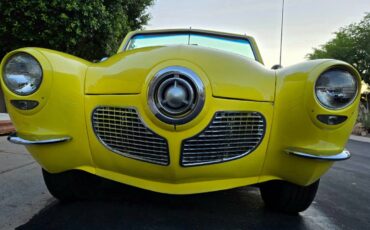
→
(0, 29, 361, 212)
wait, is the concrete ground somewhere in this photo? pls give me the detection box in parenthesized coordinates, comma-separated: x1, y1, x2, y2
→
(0, 136, 369, 230)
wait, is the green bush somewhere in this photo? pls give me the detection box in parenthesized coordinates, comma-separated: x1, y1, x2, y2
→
(307, 13, 370, 84)
(0, 0, 153, 61)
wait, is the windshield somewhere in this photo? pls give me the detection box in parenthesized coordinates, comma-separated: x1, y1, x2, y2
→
(125, 32, 256, 60)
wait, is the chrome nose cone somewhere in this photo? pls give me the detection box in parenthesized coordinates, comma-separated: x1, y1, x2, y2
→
(148, 66, 205, 125)
(164, 83, 187, 109)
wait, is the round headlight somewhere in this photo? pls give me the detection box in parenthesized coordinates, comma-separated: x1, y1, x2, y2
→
(3, 53, 42, 96)
(315, 68, 357, 109)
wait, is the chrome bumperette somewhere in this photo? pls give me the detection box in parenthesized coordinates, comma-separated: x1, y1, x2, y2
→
(148, 66, 205, 125)
(285, 148, 351, 161)
(100, 57, 109, 62)
(92, 106, 169, 165)
(181, 111, 266, 166)
(8, 133, 71, 145)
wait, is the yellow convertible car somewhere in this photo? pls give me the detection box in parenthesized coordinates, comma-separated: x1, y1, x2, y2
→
(0, 29, 360, 213)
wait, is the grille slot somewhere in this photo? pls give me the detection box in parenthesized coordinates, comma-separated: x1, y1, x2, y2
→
(181, 111, 265, 166)
(92, 107, 169, 165)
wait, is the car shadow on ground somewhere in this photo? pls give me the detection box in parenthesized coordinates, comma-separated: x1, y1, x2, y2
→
(17, 174, 308, 230)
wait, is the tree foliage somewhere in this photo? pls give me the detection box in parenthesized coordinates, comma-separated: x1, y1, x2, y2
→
(307, 13, 370, 84)
(0, 0, 153, 61)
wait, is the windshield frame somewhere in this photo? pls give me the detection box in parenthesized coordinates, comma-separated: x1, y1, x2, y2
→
(119, 29, 264, 64)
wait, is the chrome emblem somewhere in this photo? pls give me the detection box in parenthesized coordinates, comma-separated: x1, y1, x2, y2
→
(148, 66, 205, 125)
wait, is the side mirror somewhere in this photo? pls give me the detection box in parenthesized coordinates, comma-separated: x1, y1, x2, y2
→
(271, 64, 282, 70)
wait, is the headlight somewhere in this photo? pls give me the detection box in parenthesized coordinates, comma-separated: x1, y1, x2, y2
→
(3, 53, 43, 96)
(315, 68, 357, 109)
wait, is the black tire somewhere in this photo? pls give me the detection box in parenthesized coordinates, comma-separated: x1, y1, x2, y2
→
(42, 169, 96, 202)
(259, 180, 320, 214)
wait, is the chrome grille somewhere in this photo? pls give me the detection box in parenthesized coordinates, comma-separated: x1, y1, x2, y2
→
(92, 107, 169, 165)
(181, 111, 265, 166)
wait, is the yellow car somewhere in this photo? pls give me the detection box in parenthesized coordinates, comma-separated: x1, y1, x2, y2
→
(0, 29, 360, 213)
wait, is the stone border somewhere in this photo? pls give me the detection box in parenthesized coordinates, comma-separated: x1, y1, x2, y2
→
(0, 120, 14, 135)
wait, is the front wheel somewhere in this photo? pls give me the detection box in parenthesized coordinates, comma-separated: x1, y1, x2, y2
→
(259, 180, 320, 213)
(42, 169, 96, 202)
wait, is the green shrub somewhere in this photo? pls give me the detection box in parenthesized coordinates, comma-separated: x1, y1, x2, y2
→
(307, 13, 370, 84)
(0, 0, 153, 61)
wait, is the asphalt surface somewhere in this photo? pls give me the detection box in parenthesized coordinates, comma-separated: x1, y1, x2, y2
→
(0, 136, 369, 230)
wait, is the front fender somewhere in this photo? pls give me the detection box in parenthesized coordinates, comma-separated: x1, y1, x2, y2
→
(260, 59, 361, 186)
(0, 48, 94, 173)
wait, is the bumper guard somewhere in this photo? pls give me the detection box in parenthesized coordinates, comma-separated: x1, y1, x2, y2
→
(8, 132, 71, 145)
(285, 148, 350, 161)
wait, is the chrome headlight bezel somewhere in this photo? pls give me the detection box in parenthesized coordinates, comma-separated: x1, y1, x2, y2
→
(314, 68, 358, 110)
(2, 52, 43, 96)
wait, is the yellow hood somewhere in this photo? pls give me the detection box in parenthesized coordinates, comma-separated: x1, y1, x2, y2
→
(85, 45, 275, 102)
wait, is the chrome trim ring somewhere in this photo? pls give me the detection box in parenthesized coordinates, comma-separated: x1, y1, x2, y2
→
(314, 67, 359, 110)
(8, 133, 71, 145)
(285, 148, 351, 161)
(148, 66, 205, 125)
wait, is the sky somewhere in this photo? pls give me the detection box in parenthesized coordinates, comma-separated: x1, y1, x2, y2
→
(145, 0, 370, 68)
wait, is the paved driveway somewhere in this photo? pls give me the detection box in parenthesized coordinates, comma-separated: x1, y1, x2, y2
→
(0, 136, 369, 230)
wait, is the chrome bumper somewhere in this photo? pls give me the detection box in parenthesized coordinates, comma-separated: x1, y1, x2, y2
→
(285, 148, 351, 161)
(8, 133, 71, 145)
